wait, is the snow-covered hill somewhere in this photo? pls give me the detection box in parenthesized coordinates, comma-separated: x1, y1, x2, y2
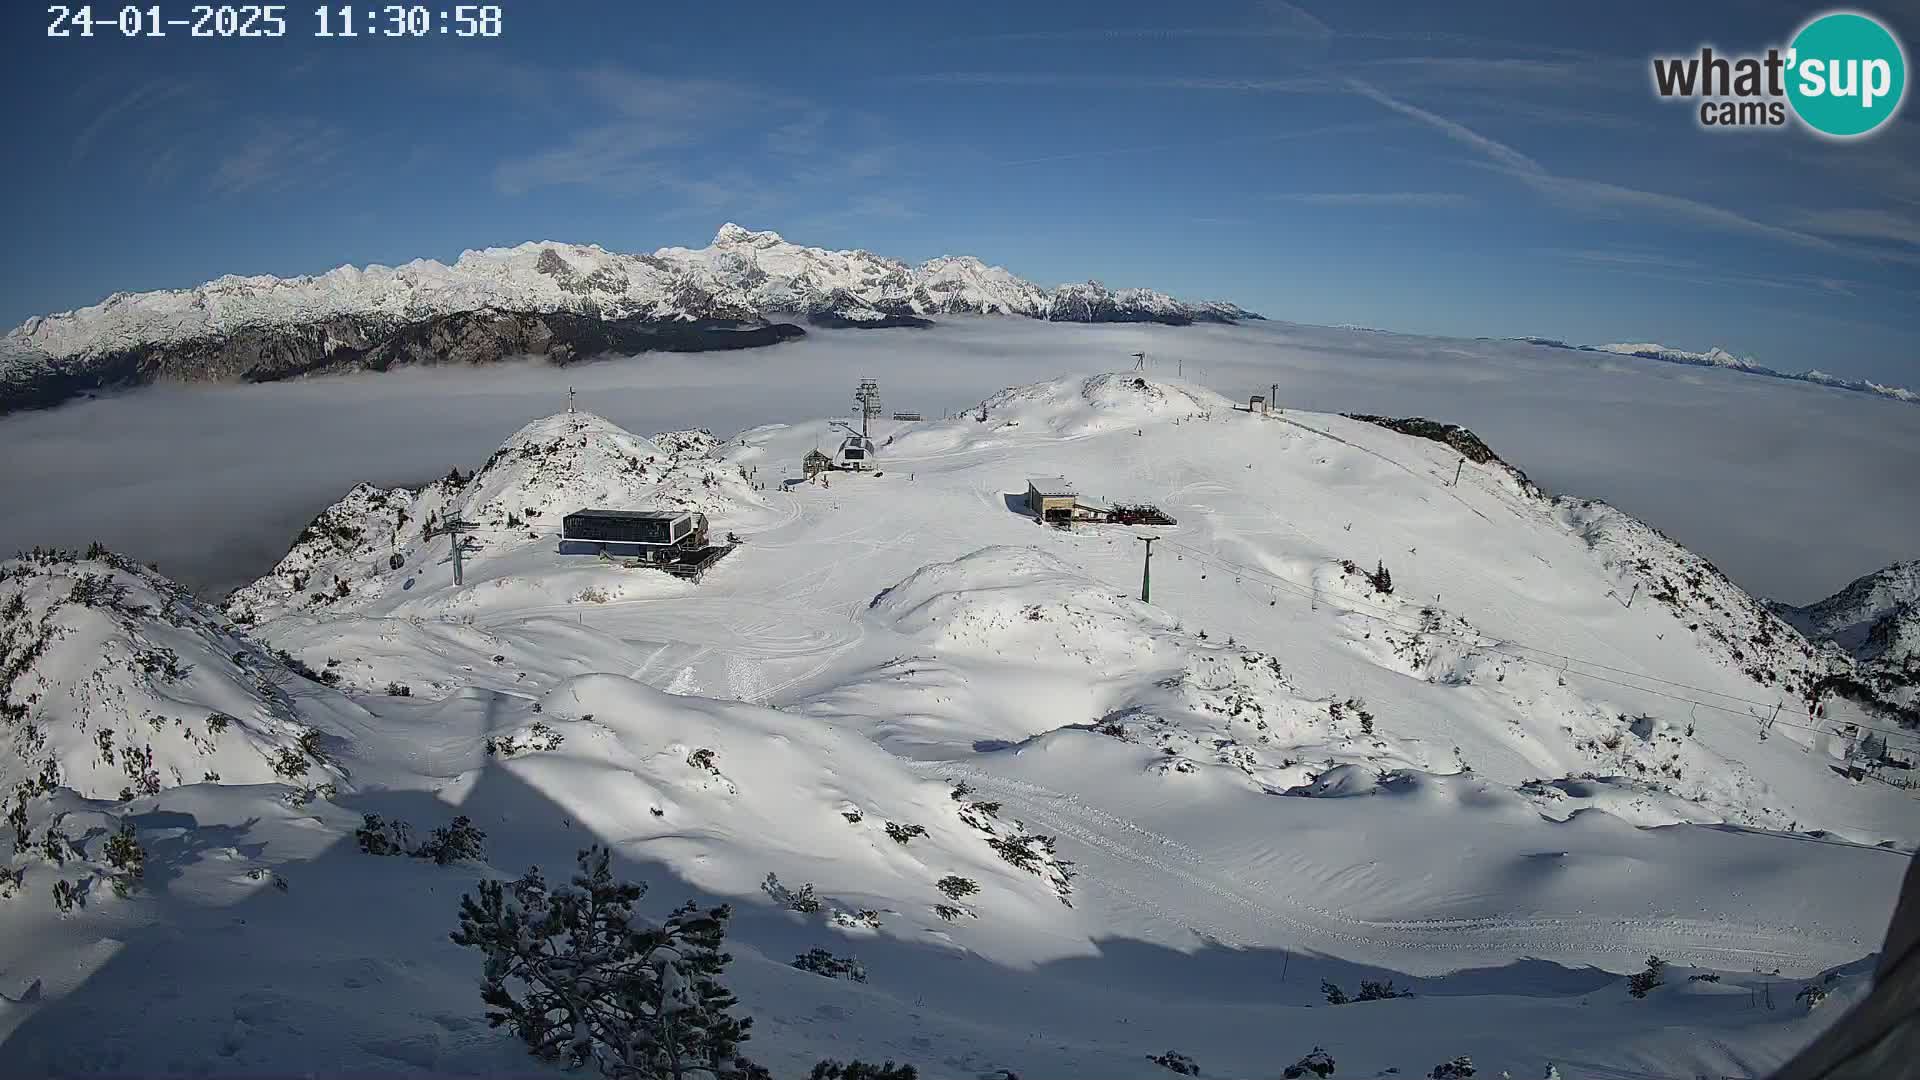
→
(1776, 561, 1920, 663)
(0, 549, 363, 807)
(0, 225, 1260, 415)
(2, 372, 1914, 1079)
(1772, 561, 1920, 728)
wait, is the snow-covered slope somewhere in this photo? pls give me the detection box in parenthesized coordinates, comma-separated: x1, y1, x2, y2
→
(0, 549, 361, 806)
(2, 373, 1914, 1079)
(1772, 561, 1920, 728)
(223, 411, 762, 626)
(0, 226, 1260, 415)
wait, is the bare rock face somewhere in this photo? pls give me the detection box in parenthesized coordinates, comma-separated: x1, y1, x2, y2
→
(1, 310, 804, 414)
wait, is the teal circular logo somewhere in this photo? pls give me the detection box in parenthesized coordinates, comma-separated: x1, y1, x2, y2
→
(1787, 11, 1907, 137)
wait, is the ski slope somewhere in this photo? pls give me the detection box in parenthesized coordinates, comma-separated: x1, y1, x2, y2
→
(0, 371, 1913, 1079)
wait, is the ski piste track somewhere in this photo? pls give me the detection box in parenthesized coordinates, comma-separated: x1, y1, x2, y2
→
(916, 760, 1887, 974)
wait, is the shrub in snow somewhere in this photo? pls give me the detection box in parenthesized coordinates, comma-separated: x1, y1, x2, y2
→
(986, 834, 1045, 873)
(884, 822, 926, 845)
(450, 845, 767, 1080)
(415, 816, 487, 865)
(791, 947, 866, 983)
(1339, 559, 1393, 595)
(1282, 1047, 1336, 1078)
(1543, 1066, 1562, 1080)
(1427, 1057, 1474, 1079)
(809, 1061, 918, 1080)
(385, 682, 412, 697)
(1626, 954, 1666, 998)
(284, 781, 337, 807)
(487, 722, 566, 758)
(103, 820, 145, 899)
(0, 864, 24, 898)
(688, 747, 719, 773)
(356, 813, 416, 856)
(1320, 980, 1350, 1005)
(1795, 983, 1830, 1009)
(840, 806, 863, 824)
(40, 825, 78, 865)
(246, 867, 289, 891)
(936, 875, 979, 901)
(1687, 973, 1721, 983)
(762, 872, 821, 914)
(205, 712, 233, 734)
(1357, 978, 1410, 1001)
(830, 908, 882, 930)
(272, 648, 329, 683)
(956, 800, 1001, 831)
(1147, 1050, 1199, 1075)
(51, 877, 83, 913)
(932, 903, 971, 922)
(271, 746, 311, 780)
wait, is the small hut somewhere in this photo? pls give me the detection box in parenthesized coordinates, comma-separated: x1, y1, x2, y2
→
(803, 448, 832, 480)
(1026, 477, 1079, 524)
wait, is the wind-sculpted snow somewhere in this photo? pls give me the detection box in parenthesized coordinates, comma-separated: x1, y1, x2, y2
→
(1, 373, 1914, 1078)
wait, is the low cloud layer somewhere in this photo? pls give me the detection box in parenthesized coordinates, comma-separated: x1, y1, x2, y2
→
(0, 320, 1912, 606)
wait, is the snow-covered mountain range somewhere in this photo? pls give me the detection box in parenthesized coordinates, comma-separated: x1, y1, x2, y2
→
(1517, 337, 1919, 405)
(0, 225, 1260, 415)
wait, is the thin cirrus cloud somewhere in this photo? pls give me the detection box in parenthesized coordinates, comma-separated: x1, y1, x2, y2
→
(1340, 79, 1854, 254)
(69, 78, 198, 167)
(207, 122, 346, 195)
(996, 121, 1381, 167)
(902, 71, 1331, 94)
(1788, 208, 1920, 251)
(1271, 191, 1474, 208)
(1546, 247, 1866, 297)
(961, 23, 1608, 63)
(491, 69, 842, 207)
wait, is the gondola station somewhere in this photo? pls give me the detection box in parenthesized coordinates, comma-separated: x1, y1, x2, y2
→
(559, 508, 735, 580)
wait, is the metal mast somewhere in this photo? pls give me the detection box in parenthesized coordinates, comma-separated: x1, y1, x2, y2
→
(854, 379, 882, 439)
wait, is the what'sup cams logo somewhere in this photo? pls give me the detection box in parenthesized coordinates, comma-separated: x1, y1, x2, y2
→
(1651, 10, 1907, 137)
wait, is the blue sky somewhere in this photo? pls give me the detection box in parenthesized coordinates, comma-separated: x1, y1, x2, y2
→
(3, 0, 1918, 381)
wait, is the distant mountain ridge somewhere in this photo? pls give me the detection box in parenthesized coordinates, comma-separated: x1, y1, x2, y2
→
(0, 225, 1260, 415)
(1514, 337, 1918, 406)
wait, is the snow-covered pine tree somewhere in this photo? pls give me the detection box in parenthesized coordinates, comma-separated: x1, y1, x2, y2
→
(450, 845, 767, 1080)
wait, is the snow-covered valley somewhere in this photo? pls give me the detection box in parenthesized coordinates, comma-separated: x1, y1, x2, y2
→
(1, 371, 1915, 1079)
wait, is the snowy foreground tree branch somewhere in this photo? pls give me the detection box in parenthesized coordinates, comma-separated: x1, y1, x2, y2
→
(450, 844, 769, 1080)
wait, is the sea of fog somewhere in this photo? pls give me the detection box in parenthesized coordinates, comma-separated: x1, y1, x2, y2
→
(1, 318, 1913, 606)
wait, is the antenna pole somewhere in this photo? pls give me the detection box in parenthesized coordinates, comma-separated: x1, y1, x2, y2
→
(1138, 535, 1159, 603)
(568, 386, 575, 414)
